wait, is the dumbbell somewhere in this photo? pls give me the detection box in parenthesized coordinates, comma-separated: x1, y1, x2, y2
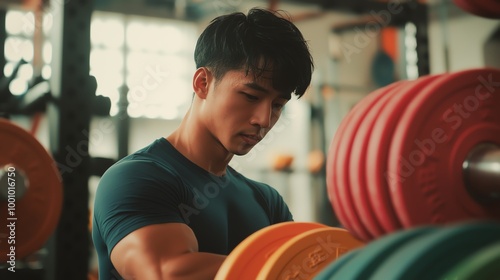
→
(327, 68, 500, 241)
(214, 221, 364, 280)
(0, 119, 63, 262)
(315, 220, 500, 280)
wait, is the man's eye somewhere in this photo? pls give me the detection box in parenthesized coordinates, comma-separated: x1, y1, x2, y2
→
(243, 93, 258, 101)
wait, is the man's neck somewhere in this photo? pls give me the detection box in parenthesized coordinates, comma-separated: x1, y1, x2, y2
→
(166, 112, 233, 177)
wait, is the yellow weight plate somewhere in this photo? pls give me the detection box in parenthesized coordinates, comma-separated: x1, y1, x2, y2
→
(257, 226, 365, 279)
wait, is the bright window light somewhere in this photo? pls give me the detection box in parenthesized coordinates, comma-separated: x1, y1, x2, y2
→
(43, 13, 53, 36)
(5, 11, 24, 35)
(42, 64, 51, 79)
(18, 64, 33, 80)
(9, 78, 28, 95)
(4, 62, 15, 77)
(43, 41, 52, 63)
(91, 16, 124, 48)
(91, 12, 197, 119)
(5, 37, 25, 61)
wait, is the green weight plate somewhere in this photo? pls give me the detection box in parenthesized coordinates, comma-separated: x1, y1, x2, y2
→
(370, 221, 500, 280)
(328, 85, 395, 241)
(348, 81, 408, 239)
(366, 74, 443, 236)
(442, 241, 500, 280)
(312, 248, 361, 280)
(388, 68, 500, 228)
(331, 226, 438, 280)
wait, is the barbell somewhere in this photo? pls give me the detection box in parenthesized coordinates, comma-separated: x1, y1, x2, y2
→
(327, 67, 500, 242)
(0, 119, 63, 262)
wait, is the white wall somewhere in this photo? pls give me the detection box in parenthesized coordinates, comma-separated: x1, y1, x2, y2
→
(428, 5, 499, 74)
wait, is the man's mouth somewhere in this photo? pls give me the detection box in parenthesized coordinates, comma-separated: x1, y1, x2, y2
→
(240, 134, 262, 145)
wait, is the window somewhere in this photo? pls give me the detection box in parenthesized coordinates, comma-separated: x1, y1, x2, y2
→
(4, 10, 52, 95)
(90, 11, 197, 119)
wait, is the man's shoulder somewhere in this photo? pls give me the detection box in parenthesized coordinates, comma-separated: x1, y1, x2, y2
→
(110, 138, 181, 172)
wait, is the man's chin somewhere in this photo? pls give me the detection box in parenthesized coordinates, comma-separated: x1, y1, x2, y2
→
(231, 145, 254, 156)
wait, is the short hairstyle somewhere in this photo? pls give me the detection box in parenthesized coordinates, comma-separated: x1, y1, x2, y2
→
(194, 8, 314, 98)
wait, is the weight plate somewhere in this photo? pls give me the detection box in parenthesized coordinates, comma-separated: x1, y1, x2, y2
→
(331, 83, 400, 241)
(388, 68, 500, 228)
(366, 74, 442, 235)
(327, 86, 390, 241)
(0, 119, 63, 262)
(371, 221, 500, 280)
(330, 226, 437, 280)
(257, 227, 365, 280)
(326, 96, 361, 238)
(214, 222, 327, 280)
(453, 0, 500, 19)
(443, 240, 500, 280)
(349, 80, 408, 238)
(312, 248, 361, 280)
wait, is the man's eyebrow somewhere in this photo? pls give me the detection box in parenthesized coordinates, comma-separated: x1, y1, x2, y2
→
(243, 82, 291, 100)
(243, 82, 268, 93)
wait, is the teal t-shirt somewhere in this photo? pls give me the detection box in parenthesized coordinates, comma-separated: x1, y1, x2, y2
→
(92, 138, 293, 279)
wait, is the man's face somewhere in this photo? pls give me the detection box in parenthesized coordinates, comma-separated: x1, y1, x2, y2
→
(201, 69, 290, 155)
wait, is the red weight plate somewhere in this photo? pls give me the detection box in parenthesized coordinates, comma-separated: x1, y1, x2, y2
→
(326, 103, 359, 239)
(0, 119, 63, 262)
(366, 74, 443, 237)
(453, 0, 500, 19)
(476, 0, 500, 18)
(348, 81, 406, 239)
(389, 68, 500, 228)
(328, 85, 395, 241)
(327, 89, 382, 241)
(214, 222, 327, 280)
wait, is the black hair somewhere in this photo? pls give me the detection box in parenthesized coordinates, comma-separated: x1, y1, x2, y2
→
(194, 8, 314, 98)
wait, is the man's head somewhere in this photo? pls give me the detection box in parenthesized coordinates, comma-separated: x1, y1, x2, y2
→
(194, 8, 313, 99)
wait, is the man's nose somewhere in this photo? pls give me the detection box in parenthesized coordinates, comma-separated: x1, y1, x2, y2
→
(250, 102, 272, 129)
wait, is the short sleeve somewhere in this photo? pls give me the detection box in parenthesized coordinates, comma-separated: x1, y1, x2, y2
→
(93, 159, 186, 256)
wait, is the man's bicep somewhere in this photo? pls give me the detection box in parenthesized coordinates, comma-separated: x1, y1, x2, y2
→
(110, 223, 199, 279)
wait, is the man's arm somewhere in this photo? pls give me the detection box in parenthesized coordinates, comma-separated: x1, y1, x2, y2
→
(111, 222, 226, 280)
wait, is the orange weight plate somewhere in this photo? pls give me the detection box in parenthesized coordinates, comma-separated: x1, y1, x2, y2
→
(214, 222, 327, 280)
(0, 119, 63, 262)
(257, 227, 365, 280)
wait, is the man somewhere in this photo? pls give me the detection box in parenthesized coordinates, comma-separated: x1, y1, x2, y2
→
(92, 7, 313, 279)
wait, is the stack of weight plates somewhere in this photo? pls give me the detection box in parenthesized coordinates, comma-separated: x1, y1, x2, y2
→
(326, 68, 500, 242)
(315, 221, 500, 279)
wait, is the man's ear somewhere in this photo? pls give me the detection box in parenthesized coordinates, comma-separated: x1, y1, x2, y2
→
(192, 67, 212, 99)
